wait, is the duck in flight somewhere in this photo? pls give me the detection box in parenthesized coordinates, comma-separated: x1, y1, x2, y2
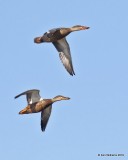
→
(34, 25, 90, 76)
(15, 89, 70, 132)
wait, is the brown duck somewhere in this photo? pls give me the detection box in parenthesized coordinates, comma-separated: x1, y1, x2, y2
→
(15, 89, 70, 132)
(34, 25, 90, 76)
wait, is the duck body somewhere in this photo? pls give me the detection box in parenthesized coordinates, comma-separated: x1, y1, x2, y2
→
(34, 25, 90, 76)
(19, 99, 53, 114)
(37, 28, 71, 43)
(15, 89, 70, 132)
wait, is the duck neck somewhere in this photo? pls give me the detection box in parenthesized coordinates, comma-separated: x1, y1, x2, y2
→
(60, 28, 71, 36)
(52, 97, 60, 103)
(70, 27, 81, 32)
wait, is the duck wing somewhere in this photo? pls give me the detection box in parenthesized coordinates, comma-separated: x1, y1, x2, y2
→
(41, 105, 52, 132)
(44, 28, 62, 40)
(52, 38, 75, 76)
(15, 89, 41, 104)
(49, 28, 60, 34)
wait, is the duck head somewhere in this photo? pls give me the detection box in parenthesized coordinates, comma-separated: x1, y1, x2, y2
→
(71, 25, 90, 31)
(34, 36, 43, 43)
(52, 95, 70, 102)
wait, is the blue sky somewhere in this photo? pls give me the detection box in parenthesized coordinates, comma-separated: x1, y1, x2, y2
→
(0, 0, 128, 159)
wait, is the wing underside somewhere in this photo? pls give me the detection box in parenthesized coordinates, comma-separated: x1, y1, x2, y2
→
(41, 105, 52, 132)
(52, 38, 75, 76)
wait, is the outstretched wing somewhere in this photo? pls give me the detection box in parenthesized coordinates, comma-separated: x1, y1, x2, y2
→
(52, 38, 75, 76)
(15, 89, 41, 104)
(41, 105, 52, 132)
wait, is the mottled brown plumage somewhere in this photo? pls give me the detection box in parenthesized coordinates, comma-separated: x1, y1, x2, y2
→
(15, 89, 70, 132)
(19, 99, 52, 114)
(34, 25, 90, 76)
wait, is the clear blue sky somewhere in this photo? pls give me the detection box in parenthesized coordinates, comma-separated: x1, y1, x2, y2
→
(0, 0, 128, 159)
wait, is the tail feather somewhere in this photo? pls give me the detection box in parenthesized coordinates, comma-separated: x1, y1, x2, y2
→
(19, 109, 28, 114)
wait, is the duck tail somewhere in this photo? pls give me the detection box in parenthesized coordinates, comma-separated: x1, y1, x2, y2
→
(19, 108, 28, 114)
(34, 36, 43, 43)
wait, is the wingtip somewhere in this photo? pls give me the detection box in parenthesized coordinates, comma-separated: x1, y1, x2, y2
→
(73, 72, 75, 76)
(70, 71, 75, 76)
(14, 94, 21, 99)
(14, 95, 18, 99)
(41, 128, 45, 132)
(71, 67, 75, 76)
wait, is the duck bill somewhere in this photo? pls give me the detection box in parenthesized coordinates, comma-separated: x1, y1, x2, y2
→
(63, 97, 70, 100)
(34, 37, 42, 43)
(81, 26, 90, 30)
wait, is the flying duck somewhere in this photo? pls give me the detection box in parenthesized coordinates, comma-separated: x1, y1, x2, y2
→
(34, 25, 90, 76)
(15, 89, 70, 132)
